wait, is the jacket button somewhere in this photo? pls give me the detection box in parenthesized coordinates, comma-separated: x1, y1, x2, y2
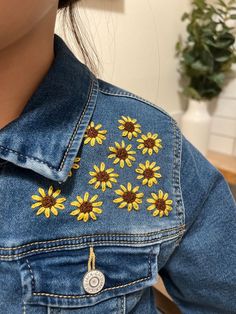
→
(83, 269, 105, 294)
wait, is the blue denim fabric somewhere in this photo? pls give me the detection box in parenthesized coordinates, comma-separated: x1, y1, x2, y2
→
(0, 33, 235, 314)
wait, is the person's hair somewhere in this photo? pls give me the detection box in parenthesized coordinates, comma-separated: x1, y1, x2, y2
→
(57, 0, 100, 76)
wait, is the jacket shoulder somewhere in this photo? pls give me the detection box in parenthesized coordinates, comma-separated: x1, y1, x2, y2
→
(97, 78, 175, 123)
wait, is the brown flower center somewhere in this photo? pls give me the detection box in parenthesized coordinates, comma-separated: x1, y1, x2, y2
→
(80, 201, 93, 213)
(116, 148, 128, 160)
(42, 196, 56, 208)
(155, 199, 166, 211)
(87, 127, 98, 138)
(144, 138, 155, 148)
(143, 168, 154, 179)
(124, 122, 135, 132)
(123, 191, 136, 203)
(96, 171, 110, 182)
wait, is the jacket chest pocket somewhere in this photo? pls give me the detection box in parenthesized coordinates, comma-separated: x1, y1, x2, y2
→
(18, 244, 160, 314)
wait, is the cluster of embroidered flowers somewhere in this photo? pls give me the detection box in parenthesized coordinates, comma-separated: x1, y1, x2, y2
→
(31, 116, 173, 221)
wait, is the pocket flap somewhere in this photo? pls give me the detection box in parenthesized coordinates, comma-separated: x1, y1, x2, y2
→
(19, 244, 159, 308)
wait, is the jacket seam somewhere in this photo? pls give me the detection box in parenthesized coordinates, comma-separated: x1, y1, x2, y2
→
(0, 231, 184, 260)
(98, 87, 172, 120)
(172, 119, 186, 246)
(0, 226, 184, 251)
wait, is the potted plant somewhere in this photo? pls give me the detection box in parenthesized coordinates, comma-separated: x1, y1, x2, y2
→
(176, 0, 236, 155)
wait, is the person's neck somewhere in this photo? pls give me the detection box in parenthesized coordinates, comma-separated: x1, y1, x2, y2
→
(0, 24, 55, 130)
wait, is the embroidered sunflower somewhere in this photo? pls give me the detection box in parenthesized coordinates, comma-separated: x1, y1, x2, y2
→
(108, 140, 136, 168)
(89, 162, 119, 192)
(136, 161, 162, 187)
(68, 156, 81, 177)
(70, 192, 103, 222)
(147, 190, 173, 217)
(137, 132, 162, 155)
(84, 121, 107, 146)
(31, 186, 66, 218)
(113, 182, 144, 211)
(118, 116, 141, 140)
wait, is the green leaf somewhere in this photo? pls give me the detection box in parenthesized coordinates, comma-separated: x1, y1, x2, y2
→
(183, 86, 202, 100)
(230, 14, 236, 18)
(209, 73, 225, 86)
(191, 60, 210, 74)
(215, 49, 232, 62)
(181, 12, 189, 21)
(218, 0, 227, 7)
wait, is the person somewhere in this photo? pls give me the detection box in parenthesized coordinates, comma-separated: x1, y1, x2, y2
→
(0, 1, 235, 313)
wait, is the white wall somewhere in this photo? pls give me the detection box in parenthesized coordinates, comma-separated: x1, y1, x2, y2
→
(208, 67, 236, 156)
(56, 0, 190, 117)
(56, 0, 236, 156)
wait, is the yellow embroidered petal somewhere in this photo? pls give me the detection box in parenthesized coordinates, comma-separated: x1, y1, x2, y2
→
(151, 193, 158, 200)
(84, 192, 89, 202)
(90, 212, 97, 220)
(119, 202, 128, 208)
(48, 186, 53, 196)
(89, 178, 97, 184)
(77, 213, 84, 220)
(91, 138, 96, 146)
(113, 198, 124, 203)
(153, 210, 160, 216)
(133, 203, 139, 210)
(90, 195, 99, 203)
(158, 190, 164, 199)
(147, 204, 156, 210)
(164, 209, 170, 216)
(127, 182, 132, 191)
(93, 208, 102, 214)
(106, 181, 112, 188)
(52, 189, 61, 198)
(38, 188, 46, 197)
(127, 204, 133, 211)
(147, 198, 156, 204)
(36, 207, 45, 215)
(115, 189, 124, 196)
(120, 160, 125, 168)
(120, 185, 127, 192)
(94, 181, 101, 189)
(96, 137, 103, 144)
(31, 202, 42, 209)
(54, 203, 65, 210)
(31, 195, 43, 201)
(56, 197, 66, 203)
(125, 159, 132, 167)
(95, 123, 102, 130)
(51, 207, 58, 216)
(163, 193, 169, 200)
(70, 209, 80, 216)
(76, 196, 84, 203)
(92, 201, 103, 207)
(133, 186, 139, 193)
(45, 208, 50, 218)
(101, 182, 106, 192)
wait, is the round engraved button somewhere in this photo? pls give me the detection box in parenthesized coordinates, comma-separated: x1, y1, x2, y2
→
(83, 269, 105, 294)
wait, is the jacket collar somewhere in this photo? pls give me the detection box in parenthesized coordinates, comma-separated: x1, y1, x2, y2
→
(0, 33, 98, 184)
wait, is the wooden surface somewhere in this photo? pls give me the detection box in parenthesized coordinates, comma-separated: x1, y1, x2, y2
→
(206, 150, 236, 185)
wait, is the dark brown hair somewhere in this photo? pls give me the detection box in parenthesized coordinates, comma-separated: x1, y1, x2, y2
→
(58, 0, 100, 76)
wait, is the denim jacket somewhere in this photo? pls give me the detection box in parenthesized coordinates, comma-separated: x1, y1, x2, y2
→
(0, 33, 235, 314)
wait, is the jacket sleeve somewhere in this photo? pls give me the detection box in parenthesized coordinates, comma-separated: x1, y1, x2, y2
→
(159, 133, 236, 314)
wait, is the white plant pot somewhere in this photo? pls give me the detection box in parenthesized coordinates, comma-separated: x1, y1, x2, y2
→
(181, 99, 212, 156)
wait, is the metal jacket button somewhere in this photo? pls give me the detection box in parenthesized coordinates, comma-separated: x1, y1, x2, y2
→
(83, 269, 105, 294)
